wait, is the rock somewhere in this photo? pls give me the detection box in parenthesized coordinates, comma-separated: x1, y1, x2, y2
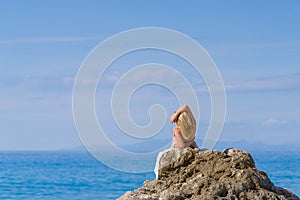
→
(118, 148, 299, 200)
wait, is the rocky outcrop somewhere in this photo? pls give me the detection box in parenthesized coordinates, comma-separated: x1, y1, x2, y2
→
(119, 148, 299, 200)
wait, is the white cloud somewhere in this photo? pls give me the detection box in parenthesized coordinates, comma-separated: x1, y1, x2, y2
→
(262, 118, 287, 127)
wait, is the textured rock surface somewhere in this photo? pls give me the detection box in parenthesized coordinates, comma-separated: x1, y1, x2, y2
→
(119, 148, 299, 200)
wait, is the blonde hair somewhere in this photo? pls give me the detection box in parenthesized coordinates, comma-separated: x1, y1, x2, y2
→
(176, 111, 196, 142)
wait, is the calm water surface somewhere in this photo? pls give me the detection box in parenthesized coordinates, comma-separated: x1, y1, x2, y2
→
(0, 151, 299, 199)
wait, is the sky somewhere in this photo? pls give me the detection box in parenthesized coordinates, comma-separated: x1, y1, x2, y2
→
(0, 0, 300, 151)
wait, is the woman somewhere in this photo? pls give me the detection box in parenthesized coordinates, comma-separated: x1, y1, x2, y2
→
(154, 104, 197, 179)
(170, 104, 198, 148)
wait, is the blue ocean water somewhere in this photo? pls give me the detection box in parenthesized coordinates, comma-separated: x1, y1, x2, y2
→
(251, 151, 300, 196)
(0, 151, 299, 199)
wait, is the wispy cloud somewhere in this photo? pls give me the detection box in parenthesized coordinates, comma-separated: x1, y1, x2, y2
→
(190, 73, 300, 95)
(89, 70, 300, 95)
(228, 41, 300, 49)
(225, 73, 300, 93)
(0, 75, 72, 113)
(0, 36, 100, 44)
(0, 75, 73, 92)
(13, 70, 297, 97)
(262, 118, 287, 127)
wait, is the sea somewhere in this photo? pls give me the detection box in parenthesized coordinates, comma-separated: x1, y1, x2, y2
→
(0, 150, 299, 200)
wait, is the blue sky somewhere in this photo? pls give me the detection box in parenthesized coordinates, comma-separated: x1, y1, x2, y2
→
(0, 1, 300, 150)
